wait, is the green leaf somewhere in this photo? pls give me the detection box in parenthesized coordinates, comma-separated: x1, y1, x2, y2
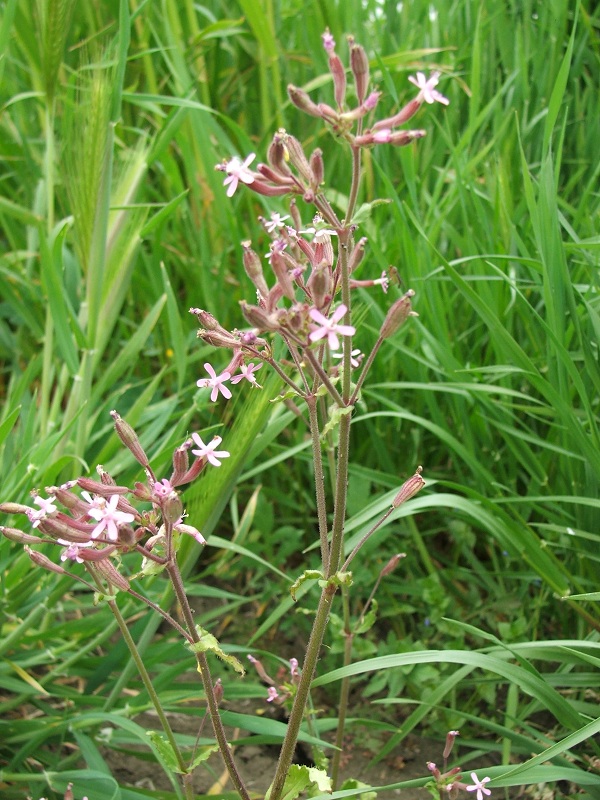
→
(188, 625, 245, 675)
(147, 729, 184, 773)
(290, 569, 324, 601)
(266, 764, 332, 800)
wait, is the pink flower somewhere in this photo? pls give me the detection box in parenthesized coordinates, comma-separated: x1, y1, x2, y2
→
(266, 686, 279, 702)
(221, 153, 256, 197)
(332, 348, 363, 368)
(153, 479, 174, 498)
(197, 363, 232, 402)
(190, 433, 230, 467)
(230, 362, 263, 386)
(408, 71, 449, 105)
(88, 495, 135, 542)
(309, 304, 355, 350)
(265, 239, 287, 260)
(28, 495, 58, 528)
(174, 522, 206, 544)
(265, 212, 290, 233)
(322, 30, 335, 53)
(57, 539, 93, 562)
(466, 773, 491, 800)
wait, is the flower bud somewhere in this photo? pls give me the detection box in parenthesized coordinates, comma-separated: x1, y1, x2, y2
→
(307, 262, 332, 309)
(348, 237, 367, 273)
(380, 289, 417, 339)
(197, 329, 240, 348)
(270, 250, 296, 300)
(317, 102, 341, 125)
(0, 502, 31, 515)
(287, 84, 321, 117)
(309, 148, 324, 187)
(443, 730, 460, 759)
(170, 446, 190, 487)
(92, 558, 131, 592)
(392, 466, 425, 508)
(289, 198, 302, 231)
(380, 552, 407, 576)
(175, 522, 206, 544)
(349, 38, 370, 104)
(240, 301, 280, 332)
(162, 492, 183, 524)
(214, 677, 224, 704)
(328, 51, 346, 109)
(256, 163, 296, 187)
(77, 478, 128, 497)
(282, 134, 314, 184)
(98, 466, 117, 486)
(111, 411, 150, 468)
(373, 98, 421, 131)
(25, 546, 67, 575)
(189, 308, 226, 332)
(242, 241, 270, 299)
(267, 132, 292, 175)
(0, 526, 42, 544)
(37, 516, 95, 542)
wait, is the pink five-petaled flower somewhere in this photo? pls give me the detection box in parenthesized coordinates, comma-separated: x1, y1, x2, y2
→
(197, 363, 232, 402)
(265, 212, 290, 233)
(332, 348, 363, 368)
(57, 539, 93, 563)
(266, 686, 279, 703)
(190, 433, 230, 468)
(221, 153, 256, 197)
(309, 304, 355, 351)
(466, 773, 491, 800)
(28, 495, 58, 528)
(408, 71, 449, 105)
(230, 362, 263, 386)
(88, 495, 135, 542)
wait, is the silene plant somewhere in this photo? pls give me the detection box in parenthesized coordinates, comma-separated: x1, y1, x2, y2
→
(1, 32, 492, 800)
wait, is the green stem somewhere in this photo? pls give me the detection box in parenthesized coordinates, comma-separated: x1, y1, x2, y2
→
(331, 585, 353, 789)
(104, 592, 191, 794)
(307, 395, 329, 566)
(166, 561, 250, 800)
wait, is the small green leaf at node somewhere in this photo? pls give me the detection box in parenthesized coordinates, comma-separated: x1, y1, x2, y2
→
(290, 569, 324, 601)
(187, 625, 245, 675)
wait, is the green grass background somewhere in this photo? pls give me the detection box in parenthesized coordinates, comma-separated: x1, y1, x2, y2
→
(1, 1, 599, 798)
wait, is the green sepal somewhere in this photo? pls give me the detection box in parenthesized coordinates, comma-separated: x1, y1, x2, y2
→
(290, 569, 324, 601)
(187, 625, 245, 675)
(318, 570, 353, 591)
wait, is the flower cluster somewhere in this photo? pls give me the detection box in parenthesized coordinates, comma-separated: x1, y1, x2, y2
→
(247, 654, 301, 706)
(0, 413, 229, 580)
(424, 731, 492, 800)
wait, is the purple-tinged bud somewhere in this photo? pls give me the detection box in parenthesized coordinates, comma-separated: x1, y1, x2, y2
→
(175, 522, 206, 544)
(133, 481, 153, 501)
(0, 526, 42, 544)
(373, 98, 421, 131)
(270, 250, 296, 300)
(162, 492, 183, 524)
(380, 289, 417, 339)
(247, 654, 275, 684)
(348, 237, 368, 273)
(189, 309, 225, 332)
(247, 177, 293, 197)
(392, 466, 425, 508)
(307, 262, 333, 310)
(65, 782, 74, 800)
(111, 411, 150, 468)
(380, 552, 407, 576)
(388, 129, 426, 147)
(289, 199, 302, 232)
(287, 84, 321, 117)
(349, 38, 370, 104)
(427, 762, 441, 780)
(92, 559, 131, 592)
(309, 148, 324, 188)
(77, 544, 117, 562)
(37, 516, 95, 542)
(197, 329, 240, 348)
(256, 163, 296, 187)
(267, 132, 292, 175)
(25, 546, 67, 575)
(214, 677, 224, 704)
(443, 730, 460, 760)
(240, 301, 280, 332)
(0, 502, 31, 515)
(340, 92, 382, 123)
(322, 29, 335, 54)
(77, 478, 129, 497)
(170, 446, 190, 487)
(173, 456, 205, 488)
(328, 51, 346, 109)
(98, 466, 117, 486)
(317, 102, 341, 125)
(242, 241, 270, 299)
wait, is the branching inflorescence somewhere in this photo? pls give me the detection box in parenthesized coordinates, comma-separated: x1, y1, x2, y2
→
(1, 30, 492, 800)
